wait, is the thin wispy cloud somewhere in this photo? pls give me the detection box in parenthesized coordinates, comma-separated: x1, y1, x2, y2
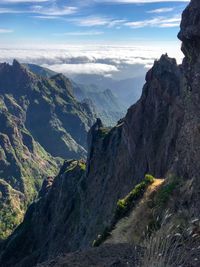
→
(0, 5, 78, 16)
(71, 17, 112, 27)
(125, 15, 181, 28)
(147, 8, 175, 14)
(53, 31, 104, 36)
(0, 28, 13, 33)
(33, 15, 60, 19)
(70, 16, 126, 27)
(31, 5, 78, 16)
(95, 0, 189, 3)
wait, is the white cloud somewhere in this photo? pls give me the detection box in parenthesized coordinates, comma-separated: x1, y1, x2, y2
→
(33, 15, 60, 19)
(71, 17, 112, 27)
(125, 15, 181, 28)
(53, 31, 104, 36)
(0, 28, 13, 33)
(95, 0, 189, 3)
(31, 5, 78, 16)
(70, 16, 126, 27)
(43, 63, 119, 75)
(147, 8, 175, 14)
(0, 43, 183, 80)
(0, 5, 77, 16)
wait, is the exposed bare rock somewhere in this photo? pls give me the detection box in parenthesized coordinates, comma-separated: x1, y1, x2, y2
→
(178, 0, 200, 60)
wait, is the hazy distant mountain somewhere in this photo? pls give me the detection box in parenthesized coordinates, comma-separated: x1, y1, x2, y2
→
(73, 82, 126, 126)
(73, 74, 145, 107)
(27, 64, 126, 126)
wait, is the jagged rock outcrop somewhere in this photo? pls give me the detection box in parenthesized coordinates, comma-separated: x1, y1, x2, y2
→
(1, 1, 200, 266)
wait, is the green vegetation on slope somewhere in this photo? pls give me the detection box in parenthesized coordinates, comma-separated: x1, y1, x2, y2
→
(93, 175, 155, 247)
(116, 175, 154, 221)
(0, 180, 25, 240)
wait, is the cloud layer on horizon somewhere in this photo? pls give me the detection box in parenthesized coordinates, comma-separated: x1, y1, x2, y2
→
(0, 44, 183, 79)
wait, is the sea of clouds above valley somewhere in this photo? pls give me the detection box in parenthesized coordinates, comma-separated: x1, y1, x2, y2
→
(0, 43, 183, 80)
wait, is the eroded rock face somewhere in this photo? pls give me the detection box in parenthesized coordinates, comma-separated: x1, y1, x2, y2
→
(178, 0, 200, 60)
(171, 0, 200, 211)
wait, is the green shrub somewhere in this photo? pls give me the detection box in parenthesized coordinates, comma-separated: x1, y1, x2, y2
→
(115, 174, 154, 221)
(79, 162, 86, 171)
(93, 174, 155, 247)
(98, 127, 111, 138)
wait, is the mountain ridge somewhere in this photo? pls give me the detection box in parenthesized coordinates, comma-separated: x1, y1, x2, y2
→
(0, 60, 96, 239)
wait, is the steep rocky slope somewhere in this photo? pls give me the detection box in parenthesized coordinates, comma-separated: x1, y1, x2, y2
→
(1, 0, 200, 266)
(0, 94, 59, 239)
(0, 60, 96, 239)
(0, 54, 184, 266)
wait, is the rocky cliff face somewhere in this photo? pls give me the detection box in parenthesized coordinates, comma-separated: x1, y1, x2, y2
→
(1, 1, 200, 266)
(170, 0, 200, 213)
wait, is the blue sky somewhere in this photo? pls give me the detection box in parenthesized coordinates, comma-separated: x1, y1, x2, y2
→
(0, 0, 189, 45)
(0, 0, 189, 80)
